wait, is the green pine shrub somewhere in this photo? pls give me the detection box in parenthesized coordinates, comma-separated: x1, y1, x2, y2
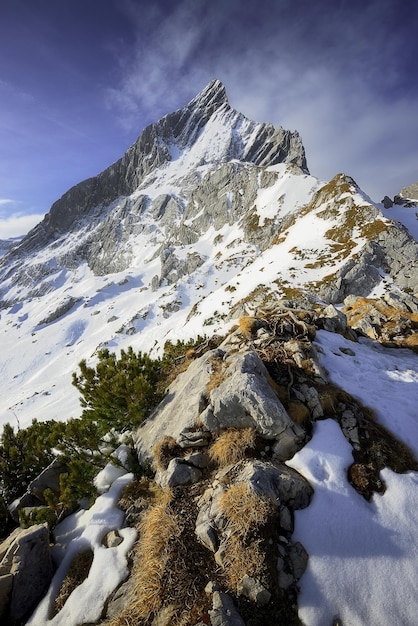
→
(0, 339, 210, 536)
(72, 347, 164, 433)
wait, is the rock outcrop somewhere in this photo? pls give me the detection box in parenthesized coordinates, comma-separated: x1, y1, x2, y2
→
(0, 524, 53, 624)
(134, 347, 306, 464)
(8, 458, 70, 524)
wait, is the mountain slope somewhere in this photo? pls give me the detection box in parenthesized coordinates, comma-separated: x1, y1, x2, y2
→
(1, 80, 418, 626)
(0, 80, 417, 430)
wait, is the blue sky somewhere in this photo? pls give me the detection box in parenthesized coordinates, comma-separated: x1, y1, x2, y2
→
(1, 0, 417, 238)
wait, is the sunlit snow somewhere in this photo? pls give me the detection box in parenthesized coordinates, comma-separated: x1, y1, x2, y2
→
(288, 331, 418, 626)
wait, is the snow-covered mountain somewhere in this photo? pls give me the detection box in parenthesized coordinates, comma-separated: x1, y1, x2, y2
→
(1, 79, 418, 626)
(0, 80, 417, 430)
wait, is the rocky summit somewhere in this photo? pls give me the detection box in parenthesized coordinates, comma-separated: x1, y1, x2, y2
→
(0, 81, 417, 626)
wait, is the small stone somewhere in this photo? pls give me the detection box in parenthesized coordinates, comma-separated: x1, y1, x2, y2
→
(195, 521, 218, 553)
(177, 430, 212, 449)
(237, 574, 271, 606)
(279, 505, 293, 532)
(288, 541, 308, 581)
(278, 569, 294, 590)
(185, 451, 211, 468)
(156, 458, 202, 488)
(209, 591, 246, 626)
(205, 581, 220, 594)
(103, 530, 123, 548)
(340, 347, 355, 356)
(214, 542, 228, 568)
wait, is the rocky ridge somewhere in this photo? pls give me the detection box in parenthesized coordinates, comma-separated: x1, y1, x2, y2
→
(0, 80, 417, 624)
(96, 301, 416, 626)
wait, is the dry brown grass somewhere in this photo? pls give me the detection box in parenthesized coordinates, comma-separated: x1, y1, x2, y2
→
(343, 297, 418, 350)
(238, 315, 265, 339)
(287, 400, 311, 426)
(221, 534, 266, 590)
(219, 482, 276, 539)
(206, 356, 229, 393)
(344, 297, 418, 326)
(405, 332, 418, 351)
(109, 488, 179, 625)
(53, 549, 94, 615)
(153, 436, 181, 471)
(217, 482, 276, 590)
(208, 428, 256, 467)
(118, 476, 163, 514)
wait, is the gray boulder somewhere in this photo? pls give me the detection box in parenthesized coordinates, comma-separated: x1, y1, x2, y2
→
(399, 181, 418, 201)
(156, 458, 202, 488)
(383, 290, 418, 314)
(208, 351, 305, 455)
(134, 350, 214, 463)
(135, 348, 306, 465)
(0, 524, 53, 624)
(8, 458, 69, 523)
(381, 196, 393, 208)
(235, 460, 313, 510)
(320, 304, 348, 334)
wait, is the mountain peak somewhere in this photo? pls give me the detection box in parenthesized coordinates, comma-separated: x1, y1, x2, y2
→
(188, 79, 229, 110)
(5, 80, 308, 253)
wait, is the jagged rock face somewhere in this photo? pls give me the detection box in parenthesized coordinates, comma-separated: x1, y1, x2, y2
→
(0, 79, 417, 430)
(10, 79, 307, 255)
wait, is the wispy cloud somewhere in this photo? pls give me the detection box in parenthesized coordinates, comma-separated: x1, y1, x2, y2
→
(0, 205, 44, 239)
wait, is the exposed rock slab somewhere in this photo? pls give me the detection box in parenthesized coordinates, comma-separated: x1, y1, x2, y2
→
(135, 348, 307, 465)
(0, 524, 53, 623)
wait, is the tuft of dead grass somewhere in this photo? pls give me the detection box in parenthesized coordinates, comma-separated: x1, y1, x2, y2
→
(206, 355, 229, 393)
(238, 315, 260, 338)
(53, 549, 94, 616)
(217, 482, 277, 590)
(109, 488, 178, 625)
(153, 436, 181, 472)
(118, 476, 163, 514)
(209, 428, 256, 467)
(405, 333, 418, 351)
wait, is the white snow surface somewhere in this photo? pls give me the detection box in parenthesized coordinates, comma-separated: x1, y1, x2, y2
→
(287, 330, 418, 626)
(381, 202, 418, 240)
(27, 466, 136, 626)
(0, 165, 406, 431)
(23, 330, 418, 626)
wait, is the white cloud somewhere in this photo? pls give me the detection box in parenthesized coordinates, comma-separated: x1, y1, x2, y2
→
(0, 198, 15, 206)
(0, 212, 44, 239)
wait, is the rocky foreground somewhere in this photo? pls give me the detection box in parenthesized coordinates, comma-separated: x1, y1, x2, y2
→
(2, 292, 416, 626)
